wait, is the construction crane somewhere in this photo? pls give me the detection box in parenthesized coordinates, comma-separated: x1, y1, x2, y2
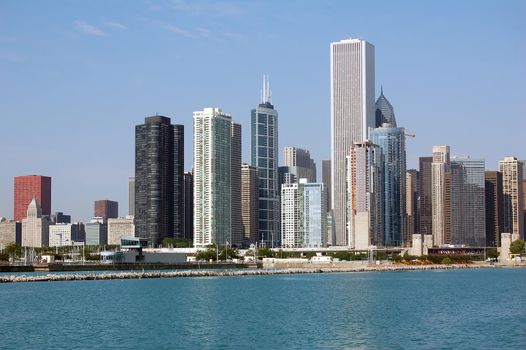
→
(405, 132, 416, 139)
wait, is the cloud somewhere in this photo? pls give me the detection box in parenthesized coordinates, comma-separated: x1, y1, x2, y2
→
(162, 23, 193, 38)
(196, 27, 211, 38)
(74, 20, 108, 36)
(107, 21, 128, 30)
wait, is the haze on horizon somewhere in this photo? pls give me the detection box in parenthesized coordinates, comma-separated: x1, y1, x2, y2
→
(0, 0, 524, 222)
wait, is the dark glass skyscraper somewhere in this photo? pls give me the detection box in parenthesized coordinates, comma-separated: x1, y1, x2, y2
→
(135, 116, 184, 246)
(251, 76, 279, 247)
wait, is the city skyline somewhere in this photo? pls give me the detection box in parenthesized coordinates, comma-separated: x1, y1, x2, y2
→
(1, 1, 525, 222)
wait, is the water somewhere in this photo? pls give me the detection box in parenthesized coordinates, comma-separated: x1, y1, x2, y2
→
(1, 268, 524, 349)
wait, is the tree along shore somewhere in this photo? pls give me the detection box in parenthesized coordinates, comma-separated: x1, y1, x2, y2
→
(0, 264, 486, 283)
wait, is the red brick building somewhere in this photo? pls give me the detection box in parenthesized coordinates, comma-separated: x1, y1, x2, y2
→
(94, 200, 118, 223)
(14, 175, 52, 221)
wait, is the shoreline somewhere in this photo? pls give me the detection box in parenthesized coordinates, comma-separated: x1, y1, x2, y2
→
(0, 264, 497, 283)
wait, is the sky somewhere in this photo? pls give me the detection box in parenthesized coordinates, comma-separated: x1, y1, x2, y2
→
(0, 0, 525, 222)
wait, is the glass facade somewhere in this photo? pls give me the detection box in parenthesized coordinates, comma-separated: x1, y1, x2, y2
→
(251, 102, 279, 247)
(370, 124, 406, 247)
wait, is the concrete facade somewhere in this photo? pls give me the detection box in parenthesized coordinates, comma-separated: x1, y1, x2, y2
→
(21, 198, 50, 247)
(107, 217, 135, 245)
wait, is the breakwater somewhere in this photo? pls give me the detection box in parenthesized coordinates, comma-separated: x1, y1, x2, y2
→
(0, 264, 483, 283)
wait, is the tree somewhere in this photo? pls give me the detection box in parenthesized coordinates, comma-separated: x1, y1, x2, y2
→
(196, 248, 216, 261)
(486, 248, 499, 260)
(3, 243, 22, 259)
(510, 240, 525, 255)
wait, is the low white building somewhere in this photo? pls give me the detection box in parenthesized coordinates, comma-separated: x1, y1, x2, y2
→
(49, 223, 74, 247)
(107, 216, 135, 245)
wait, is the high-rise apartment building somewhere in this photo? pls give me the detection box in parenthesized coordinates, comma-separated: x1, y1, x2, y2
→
(432, 146, 450, 246)
(135, 116, 184, 246)
(406, 170, 419, 241)
(418, 157, 433, 236)
(231, 122, 243, 247)
(499, 157, 524, 238)
(183, 172, 193, 241)
(251, 76, 279, 247)
(449, 157, 486, 246)
(281, 179, 327, 248)
(370, 123, 406, 247)
(241, 164, 259, 245)
(14, 175, 51, 222)
(21, 198, 50, 247)
(94, 200, 118, 223)
(128, 177, 135, 216)
(331, 38, 375, 246)
(193, 108, 234, 247)
(346, 141, 383, 249)
(322, 160, 331, 213)
(283, 147, 317, 182)
(485, 171, 503, 247)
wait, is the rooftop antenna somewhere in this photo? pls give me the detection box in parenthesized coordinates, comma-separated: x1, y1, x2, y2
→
(262, 74, 271, 104)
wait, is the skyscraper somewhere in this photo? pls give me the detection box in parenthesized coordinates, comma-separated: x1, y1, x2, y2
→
(193, 108, 233, 247)
(322, 160, 331, 213)
(21, 198, 50, 247)
(432, 145, 450, 246)
(183, 172, 193, 241)
(499, 157, 524, 238)
(14, 175, 51, 222)
(418, 157, 433, 236)
(251, 76, 279, 247)
(135, 116, 184, 246)
(370, 123, 406, 247)
(346, 141, 383, 249)
(283, 147, 317, 182)
(241, 164, 259, 245)
(485, 171, 503, 247)
(94, 200, 118, 223)
(231, 122, 243, 247)
(128, 177, 135, 216)
(449, 157, 486, 246)
(331, 38, 375, 246)
(406, 169, 419, 241)
(375, 87, 397, 127)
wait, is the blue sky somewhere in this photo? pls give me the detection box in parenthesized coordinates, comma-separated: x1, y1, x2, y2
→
(0, 0, 525, 222)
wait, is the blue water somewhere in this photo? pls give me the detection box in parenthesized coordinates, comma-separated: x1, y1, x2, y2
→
(1, 268, 525, 349)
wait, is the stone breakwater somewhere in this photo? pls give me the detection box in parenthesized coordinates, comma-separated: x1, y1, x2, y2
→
(0, 264, 483, 283)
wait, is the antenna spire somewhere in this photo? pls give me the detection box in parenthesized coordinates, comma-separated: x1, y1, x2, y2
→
(262, 75, 271, 104)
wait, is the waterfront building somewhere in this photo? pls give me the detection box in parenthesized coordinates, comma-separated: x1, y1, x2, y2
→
(432, 146, 450, 246)
(523, 179, 526, 239)
(346, 141, 383, 249)
(85, 217, 107, 245)
(193, 108, 234, 247)
(375, 87, 396, 127)
(499, 157, 524, 238)
(71, 222, 85, 243)
(418, 157, 433, 236)
(0, 218, 21, 246)
(322, 160, 331, 212)
(94, 200, 118, 223)
(49, 223, 75, 247)
(51, 212, 71, 224)
(370, 123, 407, 247)
(128, 177, 135, 216)
(231, 122, 243, 247)
(21, 198, 50, 247)
(449, 157, 486, 246)
(183, 172, 193, 241)
(283, 147, 317, 182)
(281, 179, 327, 248)
(135, 116, 184, 245)
(331, 38, 375, 246)
(107, 216, 135, 245)
(485, 171, 504, 247)
(251, 76, 279, 247)
(241, 164, 259, 245)
(14, 175, 51, 222)
(406, 169, 419, 240)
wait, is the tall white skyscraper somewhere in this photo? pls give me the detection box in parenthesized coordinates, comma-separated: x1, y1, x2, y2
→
(330, 38, 375, 246)
(499, 157, 524, 238)
(193, 108, 233, 247)
(431, 145, 450, 246)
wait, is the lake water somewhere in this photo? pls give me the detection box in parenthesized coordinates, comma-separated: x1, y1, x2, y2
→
(1, 268, 525, 349)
